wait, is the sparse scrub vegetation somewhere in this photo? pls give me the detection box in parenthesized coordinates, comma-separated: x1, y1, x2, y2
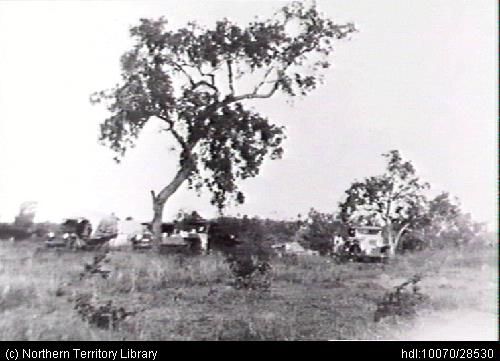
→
(226, 254, 273, 291)
(74, 293, 138, 330)
(374, 275, 429, 322)
(0, 237, 496, 340)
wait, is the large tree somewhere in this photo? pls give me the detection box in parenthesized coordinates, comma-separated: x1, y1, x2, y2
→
(91, 2, 356, 240)
(339, 150, 429, 256)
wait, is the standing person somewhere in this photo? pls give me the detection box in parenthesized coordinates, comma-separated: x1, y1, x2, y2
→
(333, 234, 344, 254)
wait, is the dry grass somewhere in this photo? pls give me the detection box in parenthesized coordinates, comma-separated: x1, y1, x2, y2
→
(0, 239, 497, 340)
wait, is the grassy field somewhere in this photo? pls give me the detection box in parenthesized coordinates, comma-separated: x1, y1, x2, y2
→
(0, 238, 497, 340)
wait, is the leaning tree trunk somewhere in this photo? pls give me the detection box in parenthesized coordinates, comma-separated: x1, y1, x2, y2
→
(394, 223, 410, 252)
(151, 203, 164, 244)
(150, 165, 192, 244)
(385, 221, 410, 257)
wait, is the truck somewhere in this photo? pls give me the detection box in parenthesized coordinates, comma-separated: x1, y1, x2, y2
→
(45, 218, 92, 249)
(340, 226, 390, 262)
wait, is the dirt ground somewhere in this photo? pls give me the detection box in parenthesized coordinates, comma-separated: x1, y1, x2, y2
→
(401, 309, 497, 340)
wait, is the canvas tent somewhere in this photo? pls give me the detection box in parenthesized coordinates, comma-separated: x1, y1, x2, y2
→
(118, 218, 143, 238)
(272, 241, 319, 256)
(93, 214, 119, 238)
(109, 218, 144, 248)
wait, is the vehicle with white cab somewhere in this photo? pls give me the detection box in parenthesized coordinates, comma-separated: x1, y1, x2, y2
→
(345, 226, 390, 261)
(130, 223, 154, 250)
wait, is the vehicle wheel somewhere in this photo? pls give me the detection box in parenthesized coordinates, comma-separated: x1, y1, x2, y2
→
(350, 245, 361, 255)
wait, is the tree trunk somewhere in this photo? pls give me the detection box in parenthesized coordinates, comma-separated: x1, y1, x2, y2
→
(385, 221, 410, 257)
(150, 165, 193, 244)
(151, 202, 164, 244)
(393, 223, 410, 254)
(385, 220, 396, 257)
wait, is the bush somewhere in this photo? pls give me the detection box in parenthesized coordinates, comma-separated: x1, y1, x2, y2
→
(296, 209, 347, 256)
(225, 244, 273, 291)
(74, 294, 137, 330)
(374, 275, 429, 322)
(0, 223, 31, 240)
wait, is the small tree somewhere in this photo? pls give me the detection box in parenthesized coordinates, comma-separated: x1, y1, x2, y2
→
(421, 192, 486, 248)
(13, 201, 37, 231)
(174, 209, 205, 229)
(91, 2, 356, 241)
(296, 208, 346, 255)
(339, 150, 429, 256)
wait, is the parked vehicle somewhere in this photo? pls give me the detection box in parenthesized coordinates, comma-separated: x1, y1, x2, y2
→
(157, 221, 210, 254)
(344, 226, 390, 261)
(130, 223, 154, 250)
(46, 218, 92, 249)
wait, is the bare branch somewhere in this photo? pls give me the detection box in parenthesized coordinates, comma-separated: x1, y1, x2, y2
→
(166, 58, 220, 97)
(166, 59, 196, 86)
(195, 65, 216, 86)
(192, 80, 220, 98)
(252, 66, 275, 95)
(232, 81, 280, 101)
(156, 114, 190, 153)
(230, 68, 285, 102)
(226, 59, 235, 95)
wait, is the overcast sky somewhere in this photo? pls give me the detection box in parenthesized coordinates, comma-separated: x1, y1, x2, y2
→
(0, 0, 497, 228)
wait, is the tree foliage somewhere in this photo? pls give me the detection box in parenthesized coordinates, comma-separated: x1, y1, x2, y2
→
(91, 2, 356, 212)
(418, 192, 487, 248)
(297, 208, 347, 255)
(339, 151, 489, 254)
(338, 150, 429, 253)
(339, 150, 429, 228)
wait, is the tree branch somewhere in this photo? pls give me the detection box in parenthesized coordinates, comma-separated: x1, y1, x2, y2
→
(195, 65, 216, 86)
(385, 180, 394, 220)
(231, 79, 281, 101)
(229, 62, 292, 102)
(394, 222, 411, 247)
(392, 183, 414, 201)
(251, 66, 275, 95)
(226, 59, 235, 95)
(156, 114, 190, 154)
(166, 59, 196, 87)
(192, 80, 219, 98)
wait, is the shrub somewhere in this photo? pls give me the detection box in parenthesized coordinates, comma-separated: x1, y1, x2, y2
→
(296, 209, 348, 256)
(74, 294, 137, 330)
(226, 252, 273, 291)
(374, 275, 429, 322)
(79, 251, 111, 280)
(0, 223, 31, 240)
